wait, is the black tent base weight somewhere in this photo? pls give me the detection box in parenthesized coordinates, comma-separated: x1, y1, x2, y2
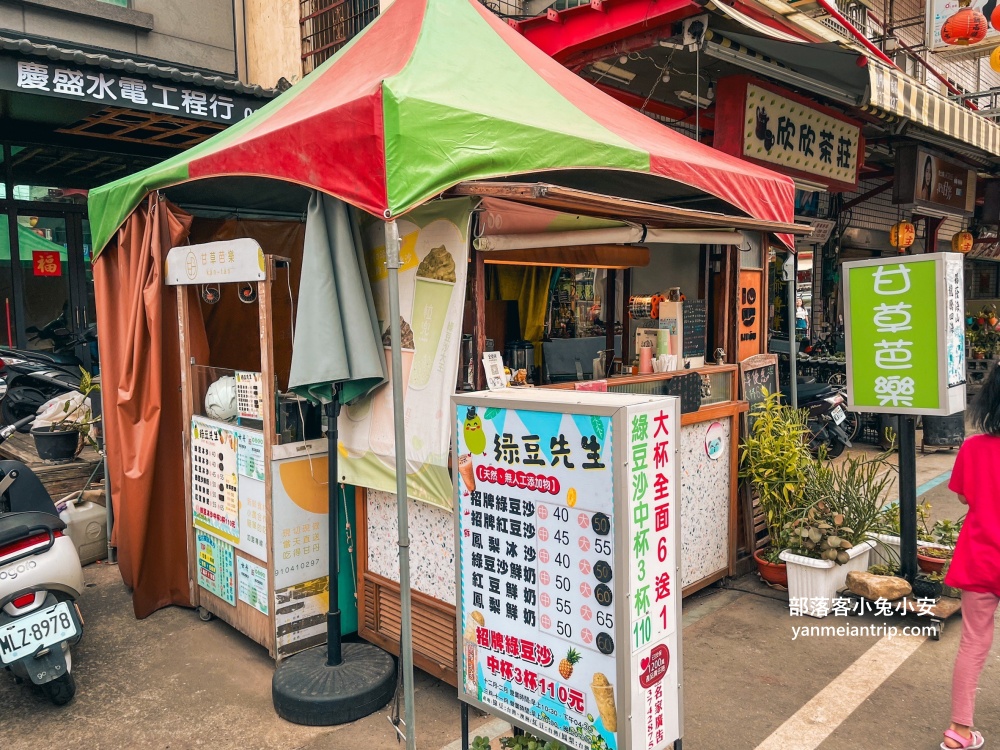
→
(271, 394, 395, 726)
(272, 641, 396, 725)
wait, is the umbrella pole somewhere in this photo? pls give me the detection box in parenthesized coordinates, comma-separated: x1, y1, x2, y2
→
(271, 364, 394, 725)
(386, 219, 417, 750)
(326, 394, 342, 666)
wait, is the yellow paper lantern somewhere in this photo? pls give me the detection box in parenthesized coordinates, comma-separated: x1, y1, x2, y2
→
(890, 221, 916, 248)
(952, 231, 974, 253)
(991, 46, 1000, 72)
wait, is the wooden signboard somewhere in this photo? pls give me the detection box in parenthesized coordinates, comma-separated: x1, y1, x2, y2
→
(740, 353, 779, 431)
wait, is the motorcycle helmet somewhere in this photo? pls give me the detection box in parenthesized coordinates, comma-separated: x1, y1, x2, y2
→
(205, 376, 238, 422)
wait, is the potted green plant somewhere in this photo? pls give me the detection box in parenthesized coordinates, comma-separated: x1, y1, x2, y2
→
(912, 571, 944, 600)
(740, 390, 812, 588)
(779, 453, 893, 617)
(30, 369, 100, 463)
(917, 512, 961, 573)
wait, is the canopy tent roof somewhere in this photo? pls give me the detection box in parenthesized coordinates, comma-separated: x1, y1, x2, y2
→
(88, 0, 795, 256)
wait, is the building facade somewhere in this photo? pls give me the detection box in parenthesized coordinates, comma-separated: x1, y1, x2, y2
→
(0, 0, 276, 358)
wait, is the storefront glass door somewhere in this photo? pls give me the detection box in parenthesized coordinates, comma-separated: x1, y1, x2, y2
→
(0, 215, 18, 347)
(16, 212, 74, 351)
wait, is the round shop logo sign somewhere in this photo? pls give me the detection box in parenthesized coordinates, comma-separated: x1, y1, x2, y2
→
(705, 421, 725, 461)
(185, 251, 198, 280)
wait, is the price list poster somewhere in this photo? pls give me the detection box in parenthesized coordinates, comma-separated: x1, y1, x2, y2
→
(191, 417, 240, 545)
(454, 393, 682, 750)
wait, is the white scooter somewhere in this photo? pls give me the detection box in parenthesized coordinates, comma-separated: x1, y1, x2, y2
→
(0, 416, 84, 705)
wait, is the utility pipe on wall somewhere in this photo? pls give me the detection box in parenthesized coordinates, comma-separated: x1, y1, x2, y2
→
(474, 228, 742, 252)
(812, 0, 897, 68)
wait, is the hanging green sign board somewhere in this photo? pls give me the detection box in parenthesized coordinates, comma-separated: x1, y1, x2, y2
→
(844, 253, 965, 417)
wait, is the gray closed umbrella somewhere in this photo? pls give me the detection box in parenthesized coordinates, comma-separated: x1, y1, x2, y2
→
(289, 191, 386, 404)
(274, 191, 396, 721)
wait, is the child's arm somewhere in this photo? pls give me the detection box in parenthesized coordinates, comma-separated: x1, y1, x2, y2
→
(957, 494, 968, 505)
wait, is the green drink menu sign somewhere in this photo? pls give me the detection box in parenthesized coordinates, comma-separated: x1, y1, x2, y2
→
(844, 253, 965, 417)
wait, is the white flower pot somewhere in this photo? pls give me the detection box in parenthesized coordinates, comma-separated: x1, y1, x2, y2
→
(869, 533, 900, 569)
(780, 540, 874, 618)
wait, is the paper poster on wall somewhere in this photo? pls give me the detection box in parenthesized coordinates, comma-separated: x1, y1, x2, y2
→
(191, 417, 240, 545)
(338, 198, 474, 510)
(237, 476, 268, 561)
(235, 371, 265, 420)
(196, 530, 236, 605)
(271, 452, 329, 653)
(275, 577, 329, 656)
(237, 428, 265, 481)
(237, 557, 269, 615)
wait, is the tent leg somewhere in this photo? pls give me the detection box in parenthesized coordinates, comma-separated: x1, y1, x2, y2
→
(386, 218, 418, 750)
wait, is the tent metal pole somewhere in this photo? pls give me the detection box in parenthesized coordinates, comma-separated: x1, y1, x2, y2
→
(385, 219, 417, 750)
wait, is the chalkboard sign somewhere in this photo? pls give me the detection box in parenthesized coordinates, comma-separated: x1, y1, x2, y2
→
(740, 354, 779, 428)
(666, 372, 703, 414)
(682, 299, 707, 358)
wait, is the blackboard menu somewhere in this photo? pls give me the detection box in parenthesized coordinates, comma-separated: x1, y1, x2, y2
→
(740, 354, 779, 430)
(682, 299, 707, 358)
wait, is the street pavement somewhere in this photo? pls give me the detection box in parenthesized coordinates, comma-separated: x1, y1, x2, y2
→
(1, 443, 994, 750)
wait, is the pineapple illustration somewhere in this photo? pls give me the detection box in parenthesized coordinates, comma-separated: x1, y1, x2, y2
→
(558, 648, 581, 679)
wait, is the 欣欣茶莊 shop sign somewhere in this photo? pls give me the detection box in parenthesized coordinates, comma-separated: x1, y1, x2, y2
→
(714, 77, 863, 192)
(844, 253, 965, 417)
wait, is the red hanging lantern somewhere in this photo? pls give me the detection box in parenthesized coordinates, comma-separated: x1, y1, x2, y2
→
(890, 221, 916, 249)
(991, 5, 1000, 31)
(942, 0, 989, 45)
(952, 231, 975, 254)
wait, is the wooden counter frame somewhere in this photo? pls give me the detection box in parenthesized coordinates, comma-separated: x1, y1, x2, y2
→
(356, 486, 460, 686)
(175, 254, 287, 659)
(356, 229, 776, 684)
(355, 376, 748, 688)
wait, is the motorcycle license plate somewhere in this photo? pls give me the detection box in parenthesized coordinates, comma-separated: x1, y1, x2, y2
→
(0, 602, 77, 664)
(831, 406, 846, 425)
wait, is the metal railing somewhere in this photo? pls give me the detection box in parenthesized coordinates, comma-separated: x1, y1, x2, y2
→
(300, 0, 379, 74)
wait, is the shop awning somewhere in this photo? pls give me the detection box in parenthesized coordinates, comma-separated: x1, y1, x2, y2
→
(864, 62, 1000, 158)
(88, 0, 796, 257)
(451, 181, 812, 235)
(707, 2, 1000, 159)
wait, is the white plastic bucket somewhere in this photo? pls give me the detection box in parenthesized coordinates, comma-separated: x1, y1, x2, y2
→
(780, 540, 874, 618)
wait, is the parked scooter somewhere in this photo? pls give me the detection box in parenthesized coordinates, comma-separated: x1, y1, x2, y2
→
(794, 381, 854, 458)
(0, 416, 84, 704)
(0, 320, 97, 431)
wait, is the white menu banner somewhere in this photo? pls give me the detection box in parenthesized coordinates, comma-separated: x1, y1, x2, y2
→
(455, 392, 681, 750)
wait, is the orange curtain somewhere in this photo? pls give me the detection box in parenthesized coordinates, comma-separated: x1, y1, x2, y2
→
(93, 195, 199, 618)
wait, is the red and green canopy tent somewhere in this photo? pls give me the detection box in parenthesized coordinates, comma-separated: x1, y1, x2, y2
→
(87, 0, 799, 724)
(88, 0, 796, 257)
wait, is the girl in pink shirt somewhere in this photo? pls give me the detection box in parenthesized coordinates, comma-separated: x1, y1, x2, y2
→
(943, 363, 1000, 750)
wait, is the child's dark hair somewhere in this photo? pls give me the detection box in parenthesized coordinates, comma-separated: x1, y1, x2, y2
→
(971, 362, 1000, 436)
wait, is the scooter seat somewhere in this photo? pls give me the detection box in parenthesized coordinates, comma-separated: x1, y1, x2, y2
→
(0, 511, 65, 547)
(797, 382, 835, 401)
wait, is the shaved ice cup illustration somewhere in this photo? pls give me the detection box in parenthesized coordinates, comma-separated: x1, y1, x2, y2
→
(409, 245, 458, 390)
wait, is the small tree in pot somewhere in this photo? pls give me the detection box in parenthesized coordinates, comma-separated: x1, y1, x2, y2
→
(740, 390, 813, 587)
(780, 453, 894, 616)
